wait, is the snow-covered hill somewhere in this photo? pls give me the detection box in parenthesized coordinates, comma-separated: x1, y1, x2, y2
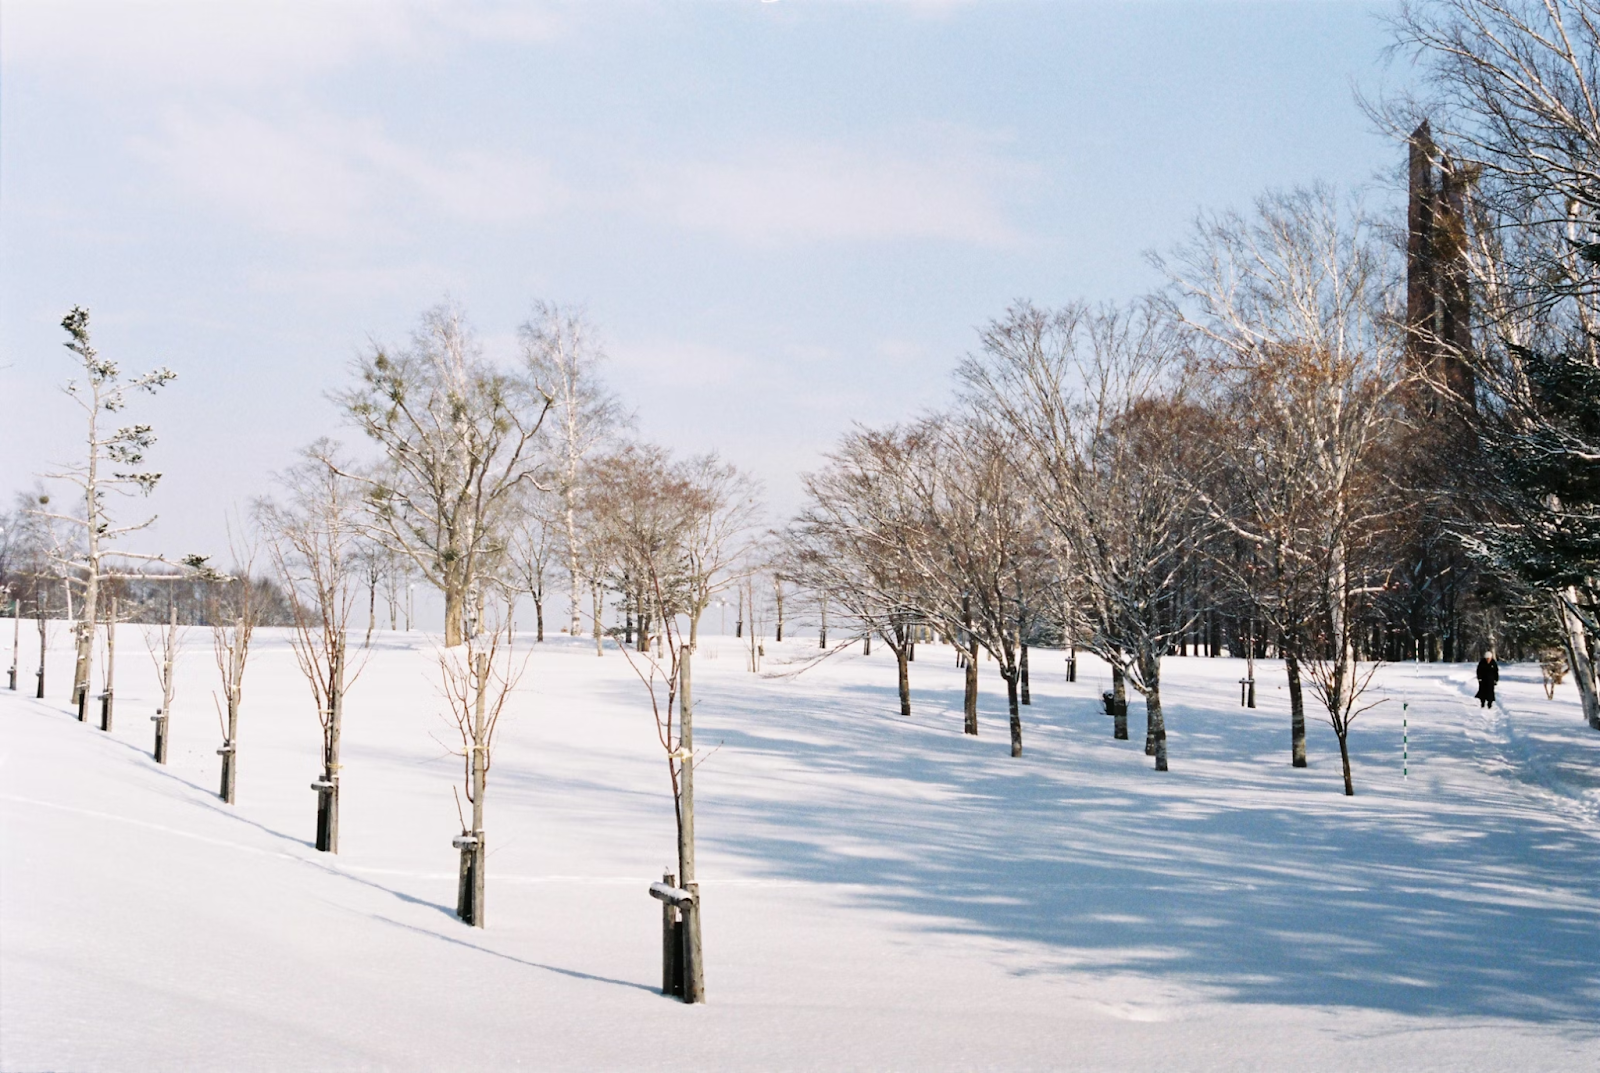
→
(3, 626, 1596, 1070)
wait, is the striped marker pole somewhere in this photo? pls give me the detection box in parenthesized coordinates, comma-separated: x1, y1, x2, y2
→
(1403, 702, 1409, 781)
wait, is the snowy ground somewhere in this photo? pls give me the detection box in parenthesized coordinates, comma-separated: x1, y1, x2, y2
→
(2, 622, 1597, 1071)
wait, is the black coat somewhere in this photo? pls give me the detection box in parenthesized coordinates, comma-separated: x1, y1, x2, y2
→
(1476, 658, 1499, 701)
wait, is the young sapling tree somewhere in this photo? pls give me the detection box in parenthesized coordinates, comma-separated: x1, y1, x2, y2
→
(258, 445, 368, 851)
(619, 571, 707, 1004)
(437, 607, 523, 927)
(98, 594, 118, 731)
(143, 602, 184, 764)
(210, 563, 260, 805)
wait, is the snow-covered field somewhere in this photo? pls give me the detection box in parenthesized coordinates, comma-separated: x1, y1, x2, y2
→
(2, 623, 1597, 1071)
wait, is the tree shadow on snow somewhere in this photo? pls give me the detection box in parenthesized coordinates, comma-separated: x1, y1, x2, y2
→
(692, 661, 1600, 1025)
(369, 913, 658, 994)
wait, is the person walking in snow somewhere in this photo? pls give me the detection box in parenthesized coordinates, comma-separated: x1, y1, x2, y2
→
(1475, 651, 1499, 708)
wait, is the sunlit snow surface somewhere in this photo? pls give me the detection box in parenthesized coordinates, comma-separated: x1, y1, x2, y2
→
(3, 626, 1597, 1071)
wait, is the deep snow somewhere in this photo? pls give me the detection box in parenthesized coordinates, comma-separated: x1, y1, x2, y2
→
(2, 622, 1597, 1071)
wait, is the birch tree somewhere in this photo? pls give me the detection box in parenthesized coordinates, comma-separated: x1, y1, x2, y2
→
(337, 303, 552, 647)
(1159, 186, 1410, 793)
(519, 303, 626, 637)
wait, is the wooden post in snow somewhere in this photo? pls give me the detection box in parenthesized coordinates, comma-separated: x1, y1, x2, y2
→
(1020, 642, 1030, 706)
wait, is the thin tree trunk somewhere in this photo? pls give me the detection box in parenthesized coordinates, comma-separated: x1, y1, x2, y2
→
(678, 650, 705, 1003)
(1020, 642, 1030, 705)
(317, 636, 344, 853)
(896, 645, 911, 716)
(963, 600, 978, 735)
(220, 690, 239, 804)
(443, 576, 465, 647)
(1113, 664, 1127, 740)
(99, 597, 116, 732)
(1557, 592, 1600, 730)
(534, 596, 545, 642)
(155, 603, 175, 764)
(1140, 651, 1168, 771)
(1005, 666, 1022, 757)
(1336, 723, 1354, 796)
(963, 637, 979, 736)
(1286, 648, 1307, 767)
(593, 580, 603, 657)
(465, 651, 488, 926)
(566, 494, 582, 636)
(36, 599, 46, 699)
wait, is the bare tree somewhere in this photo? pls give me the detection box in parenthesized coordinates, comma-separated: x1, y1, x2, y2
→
(257, 443, 369, 851)
(519, 303, 626, 638)
(1159, 186, 1410, 793)
(336, 302, 552, 647)
(210, 554, 261, 805)
(437, 605, 524, 927)
(615, 541, 707, 1003)
(582, 445, 700, 655)
(143, 601, 184, 764)
(789, 434, 929, 718)
(677, 454, 764, 650)
(506, 480, 561, 642)
(960, 301, 1203, 771)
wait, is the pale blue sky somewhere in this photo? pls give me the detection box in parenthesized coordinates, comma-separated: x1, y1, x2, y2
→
(2, 0, 1406, 563)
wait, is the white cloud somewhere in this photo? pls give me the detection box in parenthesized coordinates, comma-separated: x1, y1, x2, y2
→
(636, 136, 1028, 247)
(134, 108, 565, 238)
(1, 0, 564, 90)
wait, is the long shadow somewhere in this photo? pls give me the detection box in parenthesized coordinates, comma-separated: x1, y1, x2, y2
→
(37, 705, 472, 921)
(369, 913, 659, 994)
(85, 716, 325, 853)
(687, 662, 1600, 1024)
